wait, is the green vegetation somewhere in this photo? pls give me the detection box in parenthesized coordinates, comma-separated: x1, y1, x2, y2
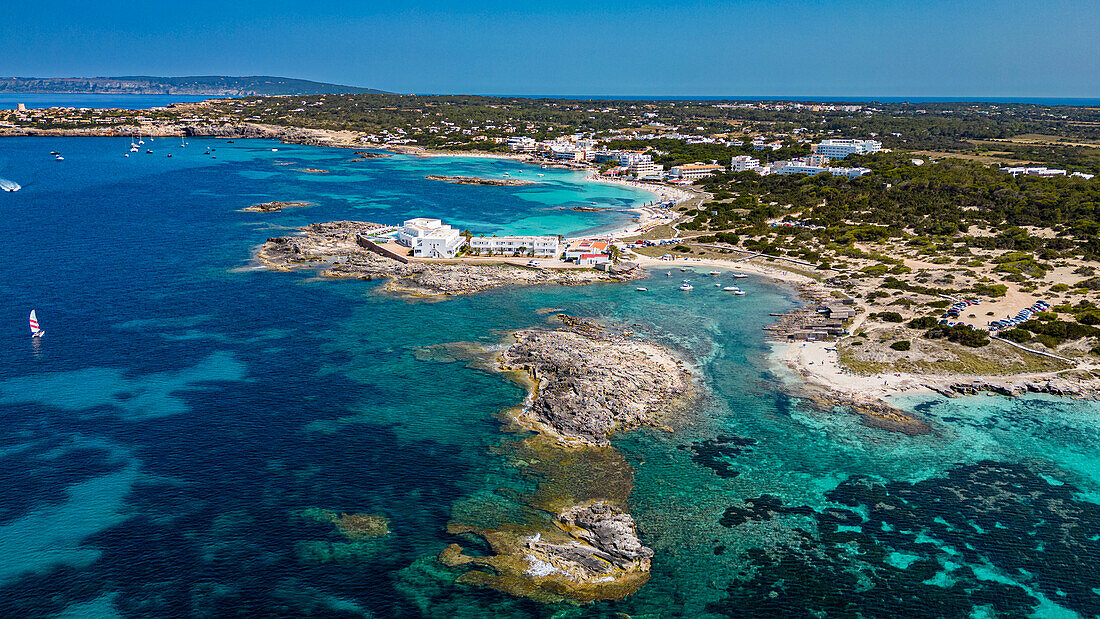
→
(890, 340, 911, 351)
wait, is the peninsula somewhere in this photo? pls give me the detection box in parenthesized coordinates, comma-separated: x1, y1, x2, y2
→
(255, 221, 641, 296)
(0, 75, 386, 96)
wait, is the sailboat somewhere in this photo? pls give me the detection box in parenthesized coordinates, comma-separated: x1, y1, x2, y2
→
(29, 310, 44, 338)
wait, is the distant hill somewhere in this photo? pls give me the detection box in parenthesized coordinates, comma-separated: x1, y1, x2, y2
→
(0, 76, 387, 96)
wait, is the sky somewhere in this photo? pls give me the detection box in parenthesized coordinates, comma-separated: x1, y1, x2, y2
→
(1, 0, 1098, 97)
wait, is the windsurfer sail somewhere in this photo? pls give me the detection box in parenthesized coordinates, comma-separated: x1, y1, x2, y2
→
(29, 309, 44, 338)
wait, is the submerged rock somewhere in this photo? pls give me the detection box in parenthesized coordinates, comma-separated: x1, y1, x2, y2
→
(297, 507, 390, 540)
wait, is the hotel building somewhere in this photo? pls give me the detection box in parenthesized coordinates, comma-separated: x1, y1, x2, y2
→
(397, 218, 466, 259)
(811, 139, 882, 159)
(467, 235, 561, 256)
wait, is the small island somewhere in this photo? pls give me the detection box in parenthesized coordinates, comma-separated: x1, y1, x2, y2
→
(425, 175, 537, 186)
(239, 200, 312, 212)
(439, 315, 692, 602)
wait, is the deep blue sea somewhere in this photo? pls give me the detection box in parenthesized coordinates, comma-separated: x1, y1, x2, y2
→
(0, 137, 1098, 617)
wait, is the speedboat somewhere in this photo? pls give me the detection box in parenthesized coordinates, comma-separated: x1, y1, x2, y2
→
(0, 178, 21, 192)
(679, 283, 693, 291)
(271, 148, 279, 152)
(636, 287, 648, 291)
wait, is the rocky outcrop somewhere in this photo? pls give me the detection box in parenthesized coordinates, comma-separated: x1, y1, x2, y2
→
(440, 501, 651, 604)
(499, 316, 692, 446)
(819, 394, 933, 436)
(425, 175, 537, 186)
(937, 376, 1100, 399)
(240, 200, 312, 213)
(256, 221, 641, 296)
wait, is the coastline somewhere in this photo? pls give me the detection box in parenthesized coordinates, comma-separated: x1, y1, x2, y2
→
(13, 126, 1095, 409)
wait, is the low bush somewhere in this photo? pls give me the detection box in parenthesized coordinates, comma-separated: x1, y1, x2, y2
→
(890, 340, 911, 351)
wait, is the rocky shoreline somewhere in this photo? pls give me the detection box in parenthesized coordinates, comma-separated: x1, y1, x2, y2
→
(256, 220, 642, 297)
(425, 174, 537, 186)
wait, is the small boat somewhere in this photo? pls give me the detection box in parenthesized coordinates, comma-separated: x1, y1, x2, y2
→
(124, 154, 129, 158)
(636, 287, 648, 292)
(146, 149, 153, 154)
(679, 283, 693, 291)
(679, 268, 687, 272)
(541, 165, 548, 169)
(666, 271, 671, 277)
(167, 154, 173, 158)
(227, 140, 235, 143)
(138, 139, 145, 145)
(54, 154, 64, 161)
(0, 178, 21, 192)
(130, 145, 139, 153)
(537, 173, 544, 177)
(708, 270, 721, 276)
(29, 310, 44, 338)
(50, 151, 60, 155)
(271, 148, 279, 152)
(723, 287, 746, 295)
(732, 273, 749, 278)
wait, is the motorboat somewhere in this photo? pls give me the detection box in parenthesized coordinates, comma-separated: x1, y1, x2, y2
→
(708, 270, 721, 276)
(0, 178, 21, 192)
(723, 286, 746, 295)
(679, 283, 693, 291)
(732, 273, 749, 278)
(636, 287, 648, 291)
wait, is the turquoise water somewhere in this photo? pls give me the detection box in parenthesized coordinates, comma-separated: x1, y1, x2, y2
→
(0, 137, 1097, 617)
(0, 94, 212, 110)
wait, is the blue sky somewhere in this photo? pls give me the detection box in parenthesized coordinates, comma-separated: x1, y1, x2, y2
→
(2, 0, 1097, 96)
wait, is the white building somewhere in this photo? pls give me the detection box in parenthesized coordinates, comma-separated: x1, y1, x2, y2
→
(811, 138, 882, 159)
(507, 137, 536, 152)
(771, 160, 871, 178)
(669, 162, 725, 181)
(828, 166, 873, 179)
(730, 155, 761, 172)
(397, 218, 465, 258)
(468, 235, 561, 257)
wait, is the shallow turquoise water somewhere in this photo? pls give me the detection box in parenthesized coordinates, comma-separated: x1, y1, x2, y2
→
(0, 137, 1097, 617)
